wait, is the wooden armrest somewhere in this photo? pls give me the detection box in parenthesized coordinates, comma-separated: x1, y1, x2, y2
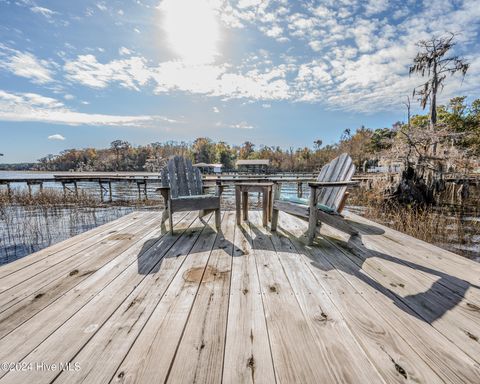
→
(155, 186, 170, 201)
(308, 181, 359, 188)
(203, 183, 225, 196)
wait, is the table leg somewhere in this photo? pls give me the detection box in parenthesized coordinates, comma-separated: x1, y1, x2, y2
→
(235, 186, 241, 225)
(268, 187, 273, 222)
(242, 191, 248, 221)
(262, 189, 268, 227)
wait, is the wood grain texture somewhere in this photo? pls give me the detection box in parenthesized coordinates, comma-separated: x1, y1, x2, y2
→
(251, 211, 344, 384)
(0, 210, 478, 384)
(279, 213, 445, 384)
(166, 211, 235, 383)
(0, 212, 198, 383)
(54, 214, 206, 384)
(280, 211, 480, 383)
(255, 212, 384, 384)
(0, 213, 172, 340)
(111, 214, 221, 384)
(223, 220, 275, 384)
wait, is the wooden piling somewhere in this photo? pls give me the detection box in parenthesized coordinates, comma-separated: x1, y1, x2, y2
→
(297, 182, 303, 198)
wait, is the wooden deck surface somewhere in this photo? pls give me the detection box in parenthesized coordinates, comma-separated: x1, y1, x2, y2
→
(0, 209, 479, 383)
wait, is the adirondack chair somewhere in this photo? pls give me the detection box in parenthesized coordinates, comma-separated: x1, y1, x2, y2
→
(271, 153, 358, 245)
(158, 156, 223, 234)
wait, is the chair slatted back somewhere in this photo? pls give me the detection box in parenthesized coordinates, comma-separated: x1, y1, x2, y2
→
(316, 153, 355, 212)
(161, 156, 203, 198)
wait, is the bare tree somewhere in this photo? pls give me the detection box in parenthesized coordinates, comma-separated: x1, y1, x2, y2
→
(410, 33, 469, 129)
(403, 96, 411, 128)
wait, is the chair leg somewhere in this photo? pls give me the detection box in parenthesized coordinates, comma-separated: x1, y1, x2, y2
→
(307, 211, 317, 246)
(168, 206, 174, 235)
(271, 208, 279, 231)
(161, 209, 168, 224)
(271, 183, 281, 231)
(215, 208, 221, 229)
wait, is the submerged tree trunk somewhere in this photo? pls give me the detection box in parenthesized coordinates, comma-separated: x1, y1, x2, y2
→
(387, 162, 448, 206)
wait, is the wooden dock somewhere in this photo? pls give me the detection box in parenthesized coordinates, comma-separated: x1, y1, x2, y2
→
(0, 210, 479, 383)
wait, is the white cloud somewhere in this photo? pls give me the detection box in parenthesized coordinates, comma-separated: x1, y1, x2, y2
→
(134, 28, 141, 34)
(308, 41, 322, 52)
(48, 134, 65, 141)
(96, 2, 107, 11)
(64, 54, 151, 90)
(0, 48, 54, 84)
(119, 47, 132, 56)
(364, 0, 389, 16)
(22, 0, 476, 116)
(213, 106, 220, 113)
(30, 6, 57, 19)
(0, 90, 177, 127)
(230, 121, 254, 129)
(64, 94, 74, 100)
(64, 54, 291, 101)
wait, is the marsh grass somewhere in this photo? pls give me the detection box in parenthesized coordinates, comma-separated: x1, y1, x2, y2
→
(349, 187, 480, 259)
(0, 189, 160, 264)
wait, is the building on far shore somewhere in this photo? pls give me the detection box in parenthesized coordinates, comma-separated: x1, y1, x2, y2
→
(193, 162, 223, 174)
(236, 159, 270, 173)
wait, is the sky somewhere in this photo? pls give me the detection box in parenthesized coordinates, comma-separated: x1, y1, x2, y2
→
(0, 0, 479, 163)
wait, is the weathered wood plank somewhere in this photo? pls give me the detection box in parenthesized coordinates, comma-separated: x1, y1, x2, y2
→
(223, 220, 276, 384)
(255, 212, 383, 384)
(50, 215, 210, 384)
(281, 213, 480, 382)
(328, 233, 480, 363)
(250, 212, 341, 383)
(345, 211, 480, 279)
(341, 215, 480, 306)
(171, 195, 220, 212)
(273, 200, 308, 218)
(186, 159, 202, 195)
(317, 153, 352, 209)
(0, 212, 143, 282)
(0, 213, 198, 381)
(316, 210, 358, 236)
(167, 157, 179, 198)
(0, 213, 160, 321)
(110, 215, 221, 384)
(0, 213, 174, 340)
(175, 156, 189, 197)
(279, 213, 445, 384)
(166, 211, 235, 383)
(2, 209, 480, 384)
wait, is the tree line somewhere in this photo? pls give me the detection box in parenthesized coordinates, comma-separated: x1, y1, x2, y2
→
(31, 96, 479, 174)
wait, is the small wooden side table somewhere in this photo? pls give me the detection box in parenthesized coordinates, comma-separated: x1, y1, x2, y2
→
(235, 182, 274, 227)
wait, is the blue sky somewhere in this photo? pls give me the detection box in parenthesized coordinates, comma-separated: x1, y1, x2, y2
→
(0, 0, 479, 162)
